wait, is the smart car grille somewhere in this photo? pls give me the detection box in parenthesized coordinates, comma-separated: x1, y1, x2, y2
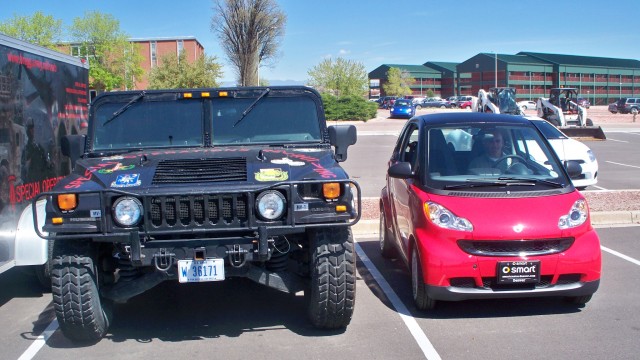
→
(152, 158, 247, 184)
(457, 238, 574, 256)
(449, 190, 564, 198)
(148, 193, 249, 228)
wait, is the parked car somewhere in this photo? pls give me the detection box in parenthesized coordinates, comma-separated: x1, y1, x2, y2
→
(576, 98, 591, 108)
(380, 112, 601, 310)
(411, 97, 426, 105)
(616, 97, 640, 114)
(446, 96, 459, 107)
(530, 118, 598, 190)
(389, 98, 416, 118)
(608, 102, 618, 114)
(455, 95, 474, 109)
(415, 97, 450, 110)
(517, 100, 537, 110)
(379, 96, 397, 109)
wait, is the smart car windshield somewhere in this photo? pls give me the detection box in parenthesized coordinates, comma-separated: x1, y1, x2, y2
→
(92, 93, 322, 151)
(424, 123, 570, 190)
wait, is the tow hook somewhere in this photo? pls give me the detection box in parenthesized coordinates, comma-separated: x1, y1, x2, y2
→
(153, 248, 175, 271)
(227, 245, 247, 268)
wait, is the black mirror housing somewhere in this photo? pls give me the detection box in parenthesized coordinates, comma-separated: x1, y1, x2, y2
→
(564, 160, 582, 179)
(388, 162, 414, 179)
(61, 135, 86, 168)
(328, 125, 357, 162)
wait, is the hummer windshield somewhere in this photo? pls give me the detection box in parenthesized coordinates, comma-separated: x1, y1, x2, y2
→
(92, 90, 323, 151)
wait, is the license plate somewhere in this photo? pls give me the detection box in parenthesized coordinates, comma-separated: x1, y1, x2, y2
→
(178, 258, 225, 283)
(497, 261, 540, 284)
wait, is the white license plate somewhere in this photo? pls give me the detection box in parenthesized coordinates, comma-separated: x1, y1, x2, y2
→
(178, 258, 225, 283)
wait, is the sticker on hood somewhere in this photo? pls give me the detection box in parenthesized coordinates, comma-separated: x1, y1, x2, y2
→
(111, 173, 142, 188)
(255, 168, 288, 182)
(271, 158, 305, 166)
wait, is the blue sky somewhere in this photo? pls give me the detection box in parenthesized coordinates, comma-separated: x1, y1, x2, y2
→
(2, 0, 638, 84)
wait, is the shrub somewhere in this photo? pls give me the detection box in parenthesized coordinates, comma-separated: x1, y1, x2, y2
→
(321, 93, 377, 121)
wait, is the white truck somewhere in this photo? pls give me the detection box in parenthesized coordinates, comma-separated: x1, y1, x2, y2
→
(0, 33, 89, 284)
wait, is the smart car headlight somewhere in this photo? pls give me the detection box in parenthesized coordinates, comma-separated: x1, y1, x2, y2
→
(256, 190, 286, 221)
(113, 197, 143, 226)
(558, 199, 588, 229)
(424, 202, 473, 231)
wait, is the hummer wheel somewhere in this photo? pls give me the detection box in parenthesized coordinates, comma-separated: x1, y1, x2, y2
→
(307, 227, 356, 328)
(51, 240, 111, 342)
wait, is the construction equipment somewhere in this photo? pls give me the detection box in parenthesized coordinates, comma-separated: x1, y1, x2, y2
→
(474, 87, 524, 115)
(537, 88, 606, 140)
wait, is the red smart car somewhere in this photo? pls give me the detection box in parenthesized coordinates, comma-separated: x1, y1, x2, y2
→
(380, 112, 601, 310)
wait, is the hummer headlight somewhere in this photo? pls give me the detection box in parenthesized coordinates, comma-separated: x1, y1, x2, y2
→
(113, 197, 143, 226)
(256, 190, 286, 220)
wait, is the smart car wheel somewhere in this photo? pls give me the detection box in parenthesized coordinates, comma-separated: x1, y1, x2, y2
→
(379, 209, 395, 258)
(411, 247, 436, 310)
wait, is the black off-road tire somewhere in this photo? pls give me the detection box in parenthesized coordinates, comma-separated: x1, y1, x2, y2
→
(307, 227, 356, 329)
(586, 118, 594, 126)
(51, 240, 110, 342)
(411, 246, 436, 311)
(379, 210, 395, 258)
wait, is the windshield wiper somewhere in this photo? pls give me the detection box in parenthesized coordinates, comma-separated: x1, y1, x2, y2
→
(443, 177, 563, 190)
(103, 91, 146, 127)
(233, 88, 270, 127)
(498, 177, 564, 188)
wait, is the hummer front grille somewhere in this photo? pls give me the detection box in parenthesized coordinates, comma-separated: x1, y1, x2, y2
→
(148, 193, 249, 228)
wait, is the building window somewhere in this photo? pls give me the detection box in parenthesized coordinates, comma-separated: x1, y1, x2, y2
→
(71, 45, 81, 57)
(150, 41, 157, 67)
(177, 40, 184, 56)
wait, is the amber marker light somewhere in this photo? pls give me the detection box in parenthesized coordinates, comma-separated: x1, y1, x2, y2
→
(322, 183, 341, 200)
(183, 92, 193, 98)
(52, 217, 63, 224)
(201, 92, 211, 97)
(336, 205, 347, 212)
(219, 91, 228, 97)
(57, 194, 78, 211)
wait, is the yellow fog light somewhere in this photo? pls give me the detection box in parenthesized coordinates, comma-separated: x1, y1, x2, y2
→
(57, 194, 78, 211)
(336, 205, 347, 212)
(322, 183, 341, 200)
(52, 217, 63, 224)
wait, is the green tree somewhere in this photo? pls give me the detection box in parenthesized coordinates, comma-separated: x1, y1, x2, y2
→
(148, 51, 223, 89)
(211, 0, 286, 86)
(69, 11, 143, 91)
(426, 89, 435, 98)
(308, 57, 368, 97)
(0, 11, 62, 49)
(383, 67, 414, 97)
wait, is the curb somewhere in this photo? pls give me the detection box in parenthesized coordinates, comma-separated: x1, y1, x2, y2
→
(352, 211, 640, 237)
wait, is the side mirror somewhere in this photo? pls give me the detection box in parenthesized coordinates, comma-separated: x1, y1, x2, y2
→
(564, 160, 582, 179)
(328, 125, 357, 162)
(388, 162, 414, 179)
(61, 135, 86, 168)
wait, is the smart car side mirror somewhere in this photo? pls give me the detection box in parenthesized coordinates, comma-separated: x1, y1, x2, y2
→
(328, 125, 357, 162)
(388, 162, 414, 179)
(564, 160, 582, 179)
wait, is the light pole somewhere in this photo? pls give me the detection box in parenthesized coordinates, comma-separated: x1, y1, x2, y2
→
(494, 51, 497, 88)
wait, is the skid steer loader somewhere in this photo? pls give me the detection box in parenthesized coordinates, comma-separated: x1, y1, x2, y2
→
(537, 88, 606, 140)
(474, 87, 524, 115)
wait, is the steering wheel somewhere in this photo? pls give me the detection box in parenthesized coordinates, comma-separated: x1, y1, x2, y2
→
(493, 155, 533, 174)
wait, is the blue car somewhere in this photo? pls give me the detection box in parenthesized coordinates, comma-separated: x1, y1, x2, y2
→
(390, 99, 416, 118)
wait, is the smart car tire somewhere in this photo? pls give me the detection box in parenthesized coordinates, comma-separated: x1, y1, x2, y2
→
(379, 210, 396, 258)
(411, 247, 436, 310)
(51, 240, 111, 342)
(307, 227, 356, 328)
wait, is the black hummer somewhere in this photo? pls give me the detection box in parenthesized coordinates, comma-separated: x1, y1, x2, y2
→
(33, 86, 361, 342)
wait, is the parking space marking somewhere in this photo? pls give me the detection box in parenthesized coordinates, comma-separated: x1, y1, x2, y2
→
(606, 161, 640, 169)
(354, 240, 442, 360)
(605, 138, 629, 143)
(18, 319, 57, 360)
(601, 246, 640, 266)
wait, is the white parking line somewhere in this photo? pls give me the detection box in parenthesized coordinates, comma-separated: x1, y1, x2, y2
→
(18, 319, 58, 360)
(605, 138, 629, 143)
(601, 246, 640, 266)
(606, 161, 640, 169)
(354, 240, 442, 360)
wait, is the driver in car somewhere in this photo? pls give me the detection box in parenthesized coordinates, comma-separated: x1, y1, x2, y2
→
(468, 129, 509, 172)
